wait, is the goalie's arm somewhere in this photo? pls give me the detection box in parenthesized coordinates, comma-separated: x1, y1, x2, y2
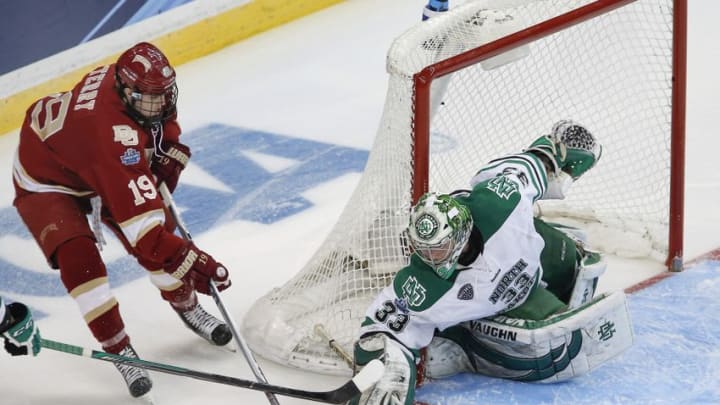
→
(471, 152, 550, 204)
(472, 120, 602, 201)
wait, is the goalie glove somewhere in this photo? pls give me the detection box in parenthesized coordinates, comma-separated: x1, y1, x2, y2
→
(350, 333, 417, 405)
(2, 303, 41, 356)
(526, 120, 602, 199)
(552, 120, 602, 180)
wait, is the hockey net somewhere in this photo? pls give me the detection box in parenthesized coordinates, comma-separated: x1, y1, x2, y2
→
(242, 0, 685, 375)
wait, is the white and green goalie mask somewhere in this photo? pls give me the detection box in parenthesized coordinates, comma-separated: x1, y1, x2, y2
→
(408, 192, 474, 279)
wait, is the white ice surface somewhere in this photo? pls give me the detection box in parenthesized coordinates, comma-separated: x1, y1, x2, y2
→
(0, 0, 718, 404)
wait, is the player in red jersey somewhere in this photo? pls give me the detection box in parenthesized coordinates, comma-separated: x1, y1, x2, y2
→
(12, 42, 232, 398)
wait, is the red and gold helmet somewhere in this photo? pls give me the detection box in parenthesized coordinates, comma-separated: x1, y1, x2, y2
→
(115, 42, 178, 126)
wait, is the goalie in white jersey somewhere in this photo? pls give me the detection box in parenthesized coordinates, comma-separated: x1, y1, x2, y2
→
(350, 120, 634, 405)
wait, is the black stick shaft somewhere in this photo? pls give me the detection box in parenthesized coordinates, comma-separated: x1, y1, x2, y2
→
(158, 182, 280, 405)
(40, 338, 364, 404)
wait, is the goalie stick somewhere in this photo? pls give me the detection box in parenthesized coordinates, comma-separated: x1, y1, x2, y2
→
(40, 338, 383, 404)
(157, 182, 281, 405)
(314, 324, 354, 368)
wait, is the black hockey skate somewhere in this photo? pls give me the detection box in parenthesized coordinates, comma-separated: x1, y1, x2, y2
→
(176, 303, 232, 346)
(113, 344, 153, 398)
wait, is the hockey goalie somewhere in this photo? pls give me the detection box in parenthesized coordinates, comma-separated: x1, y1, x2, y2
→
(348, 120, 634, 404)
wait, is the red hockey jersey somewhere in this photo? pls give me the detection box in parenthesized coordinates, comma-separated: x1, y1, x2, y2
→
(13, 63, 185, 265)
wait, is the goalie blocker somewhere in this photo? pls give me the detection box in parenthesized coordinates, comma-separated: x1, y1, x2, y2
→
(423, 291, 633, 382)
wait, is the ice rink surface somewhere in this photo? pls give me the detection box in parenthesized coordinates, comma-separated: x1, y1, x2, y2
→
(0, 0, 718, 404)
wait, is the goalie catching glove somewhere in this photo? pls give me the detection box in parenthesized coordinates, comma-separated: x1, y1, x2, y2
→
(526, 119, 602, 199)
(350, 333, 417, 405)
(164, 241, 231, 295)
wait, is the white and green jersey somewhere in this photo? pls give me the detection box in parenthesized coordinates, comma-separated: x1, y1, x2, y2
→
(360, 152, 550, 350)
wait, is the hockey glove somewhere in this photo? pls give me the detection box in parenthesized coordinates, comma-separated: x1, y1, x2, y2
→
(3, 303, 41, 356)
(151, 141, 191, 193)
(351, 333, 417, 405)
(164, 242, 231, 295)
(551, 120, 602, 180)
(526, 120, 602, 178)
(526, 120, 602, 199)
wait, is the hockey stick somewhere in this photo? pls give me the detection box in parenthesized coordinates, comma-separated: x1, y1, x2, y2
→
(314, 324, 354, 368)
(158, 183, 281, 405)
(40, 338, 383, 404)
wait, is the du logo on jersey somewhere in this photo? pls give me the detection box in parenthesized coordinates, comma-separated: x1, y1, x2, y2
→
(0, 123, 368, 317)
(113, 125, 139, 146)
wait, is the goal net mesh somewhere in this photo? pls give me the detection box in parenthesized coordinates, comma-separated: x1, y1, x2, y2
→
(242, 0, 676, 375)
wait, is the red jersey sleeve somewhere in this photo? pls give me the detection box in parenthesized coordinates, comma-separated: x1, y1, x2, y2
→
(162, 119, 182, 144)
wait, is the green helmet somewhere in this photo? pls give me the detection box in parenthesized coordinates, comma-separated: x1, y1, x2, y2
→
(407, 192, 474, 279)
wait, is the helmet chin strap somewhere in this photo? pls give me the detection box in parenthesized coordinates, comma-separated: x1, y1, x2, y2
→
(150, 123, 169, 159)
(119, 86, 167, 157)
(124, 93, 169, 160)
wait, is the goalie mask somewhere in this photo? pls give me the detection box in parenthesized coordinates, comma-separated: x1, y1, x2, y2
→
(116, 42, 178, 127)
(408, 192, 473, 280)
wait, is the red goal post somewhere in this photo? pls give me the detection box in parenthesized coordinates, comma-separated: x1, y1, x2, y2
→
(242, 0, 687, 376)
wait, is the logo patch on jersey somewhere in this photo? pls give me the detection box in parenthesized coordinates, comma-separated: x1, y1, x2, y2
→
(401, 276, 427, 307)
(113, 125, 139, 146)
(486, 175, 520, 199)
(415, 213, 439, 240)
(394, 297, 409, 314)
(458, 283, 474, 300)
(120, 148, 141, 165)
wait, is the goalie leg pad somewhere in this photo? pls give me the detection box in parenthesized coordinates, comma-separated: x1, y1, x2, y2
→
(425, 292, 633, 382)
(546, 222, 589, 246)
(423, 335, 475, 379)
(567, 250, 606, 309)
(351, 334, 416, 405)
